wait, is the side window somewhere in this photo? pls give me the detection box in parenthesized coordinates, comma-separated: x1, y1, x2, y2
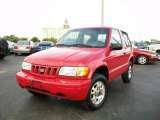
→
(122, 33, 131, 47)
(111, 30, 122, 47)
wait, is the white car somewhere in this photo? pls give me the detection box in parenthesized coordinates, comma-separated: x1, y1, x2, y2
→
(13, 41, 34, 55)
(147, 44, 160, 60)
(147, 44, 160, 51)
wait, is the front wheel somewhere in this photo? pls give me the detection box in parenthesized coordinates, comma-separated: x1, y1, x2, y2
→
(137, 55, 148, 65)
(122, 61, 133, 83)
(0, 55, 5, 60)
(83, 73, 108, 110)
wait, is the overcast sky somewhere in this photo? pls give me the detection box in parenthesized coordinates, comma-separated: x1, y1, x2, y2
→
(0, 0, 160, 41)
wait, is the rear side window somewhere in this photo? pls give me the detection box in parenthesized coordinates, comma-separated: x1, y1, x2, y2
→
(122, 32, 131, 47)
(111, 29, 122, 46)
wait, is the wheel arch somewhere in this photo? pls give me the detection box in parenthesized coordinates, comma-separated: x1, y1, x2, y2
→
(91, 65, 109, 81)
(129, 57, 134, 65)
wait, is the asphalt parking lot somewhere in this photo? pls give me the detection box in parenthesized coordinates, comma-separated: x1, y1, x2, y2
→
(0, 55, 160, 120)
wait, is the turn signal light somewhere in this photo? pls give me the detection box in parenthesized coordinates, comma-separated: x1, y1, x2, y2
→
(25, 46, 31, 49)
(14, 46, 18, 49)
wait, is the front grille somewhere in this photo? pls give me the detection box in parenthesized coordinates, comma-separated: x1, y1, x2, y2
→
(31, 65, 58, 77)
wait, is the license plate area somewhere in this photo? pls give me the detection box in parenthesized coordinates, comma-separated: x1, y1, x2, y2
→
(31, 80, 42, 91)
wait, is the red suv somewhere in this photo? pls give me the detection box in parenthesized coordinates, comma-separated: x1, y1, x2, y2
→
(16, 27, 133, 110)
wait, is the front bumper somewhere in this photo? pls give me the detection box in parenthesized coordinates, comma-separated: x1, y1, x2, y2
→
(149, 57, 158, 62)
(16, 71, 91, 101)
(150, 54, 158, 62)
(158, 55, 160, 60)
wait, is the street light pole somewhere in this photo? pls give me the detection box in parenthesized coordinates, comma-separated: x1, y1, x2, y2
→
(101, 0, 104, 26)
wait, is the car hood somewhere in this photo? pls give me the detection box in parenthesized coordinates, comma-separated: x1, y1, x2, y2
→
(25, 47, 105, 66)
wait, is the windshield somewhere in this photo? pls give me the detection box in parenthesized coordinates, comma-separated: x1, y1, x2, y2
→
(56, 28, 109, 48)
(17, 41, 30, 45)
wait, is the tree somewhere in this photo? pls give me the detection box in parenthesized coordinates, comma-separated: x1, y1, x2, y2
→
(151, 39, 160, 44)
(3, 35, 19, 43)
(144, 41, 150, 45)
(31, 37, 40, 42)
(43, 37, 57, 44)
(19, 37, 28, 41)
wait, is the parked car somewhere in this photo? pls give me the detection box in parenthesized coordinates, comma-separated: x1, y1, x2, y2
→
(13, 41, 34, 55)
(0, 38, 8, 59)
(16, 27, 134, 110)
(134, 42, 149, 49)
(156, 49, 160, 60)
(147, 44, 160, 51)
(134, 48, 158, 65)
(34, 41, 54, 52)
(7, 41, 17, 54)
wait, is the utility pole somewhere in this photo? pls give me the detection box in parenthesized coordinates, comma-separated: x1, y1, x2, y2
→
(101, 0, 104, 26)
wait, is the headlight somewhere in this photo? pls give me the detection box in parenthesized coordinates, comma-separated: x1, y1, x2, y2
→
(59, 67, 88, 76)
(152, 48, 156, 51)
(22, 62, 32, 71)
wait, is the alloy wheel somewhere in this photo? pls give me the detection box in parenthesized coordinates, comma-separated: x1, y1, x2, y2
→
(90, 81, 105, 105)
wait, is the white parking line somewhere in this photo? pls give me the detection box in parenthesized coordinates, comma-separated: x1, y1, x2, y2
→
(0, 70, 7, 74)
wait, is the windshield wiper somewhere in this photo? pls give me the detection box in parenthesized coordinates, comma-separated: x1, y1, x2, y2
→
(55, 44, 69, 46)
(55, 43, 95, 47)
(71, 44, 94, 47)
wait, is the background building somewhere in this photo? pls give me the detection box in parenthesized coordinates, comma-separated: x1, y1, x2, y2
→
(43, 19, 70, 40)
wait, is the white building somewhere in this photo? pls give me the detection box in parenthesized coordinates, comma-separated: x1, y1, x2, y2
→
(43, 19, 70, 40)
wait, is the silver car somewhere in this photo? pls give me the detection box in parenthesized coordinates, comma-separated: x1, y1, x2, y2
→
(13, 41, 34, 55)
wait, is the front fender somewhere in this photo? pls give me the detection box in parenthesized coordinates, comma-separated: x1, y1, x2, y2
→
(87, 60, 108, 79)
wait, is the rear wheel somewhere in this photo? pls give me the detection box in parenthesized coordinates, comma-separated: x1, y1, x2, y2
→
(83, 73, 108, 110)
(122, 61, 133, 83)
(137, 55, 148, 65)
(30, 48, 34, 54)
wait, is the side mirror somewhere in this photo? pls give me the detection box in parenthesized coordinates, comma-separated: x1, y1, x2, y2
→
(110, 44, 122, 50)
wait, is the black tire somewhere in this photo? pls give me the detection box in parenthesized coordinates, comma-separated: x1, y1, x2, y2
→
(14, 53, 18, 56)
(83, 73, 108, 110)
(122, 61, 133, 83)
(27, 90, 46, 96)
(0, 55, 5, 60)
(136, 55, 148, 65)
(30, 48, 33, 54)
